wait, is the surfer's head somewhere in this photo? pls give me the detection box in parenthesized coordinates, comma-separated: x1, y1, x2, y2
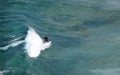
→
(43, 36, 49, 42)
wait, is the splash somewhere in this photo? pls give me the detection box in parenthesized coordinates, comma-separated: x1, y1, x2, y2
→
(0, 27, 51, 58)
(25, 27, 51, 58)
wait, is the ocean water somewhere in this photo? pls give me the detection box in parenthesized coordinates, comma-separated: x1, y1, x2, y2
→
(0, 0, 120, 75)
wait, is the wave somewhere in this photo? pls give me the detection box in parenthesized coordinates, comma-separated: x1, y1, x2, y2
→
(25, 27, 51, 58)
(91, 68, 120, 75)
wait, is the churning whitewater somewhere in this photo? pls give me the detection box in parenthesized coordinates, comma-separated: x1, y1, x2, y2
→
(25, 27, 51, 58)
(0, 27, 51, 58)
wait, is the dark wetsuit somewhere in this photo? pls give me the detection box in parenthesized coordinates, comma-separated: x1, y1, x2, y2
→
(43, 36, 49, 42)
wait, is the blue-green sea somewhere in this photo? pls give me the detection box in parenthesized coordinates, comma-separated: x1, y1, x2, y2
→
(0, 0, 120, 75)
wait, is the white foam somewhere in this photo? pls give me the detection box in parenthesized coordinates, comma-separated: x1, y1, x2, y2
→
(0, 70, 9, 75)
(0, 40, 24, 50)
(10, 36, 23, 43)
(25, 27, 51, 58)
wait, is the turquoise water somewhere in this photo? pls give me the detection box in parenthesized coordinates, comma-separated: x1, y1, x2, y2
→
(0, 0, 120, 75)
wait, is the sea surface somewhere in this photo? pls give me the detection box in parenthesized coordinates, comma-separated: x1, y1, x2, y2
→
(0, 0, 120, 75)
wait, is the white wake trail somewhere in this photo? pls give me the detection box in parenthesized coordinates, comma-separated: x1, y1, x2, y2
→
(0, 40, 24, 50)
(25, 27, 51, 58)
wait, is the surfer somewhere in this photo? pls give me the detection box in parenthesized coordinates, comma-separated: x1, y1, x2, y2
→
(43, 36, 49, 42)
